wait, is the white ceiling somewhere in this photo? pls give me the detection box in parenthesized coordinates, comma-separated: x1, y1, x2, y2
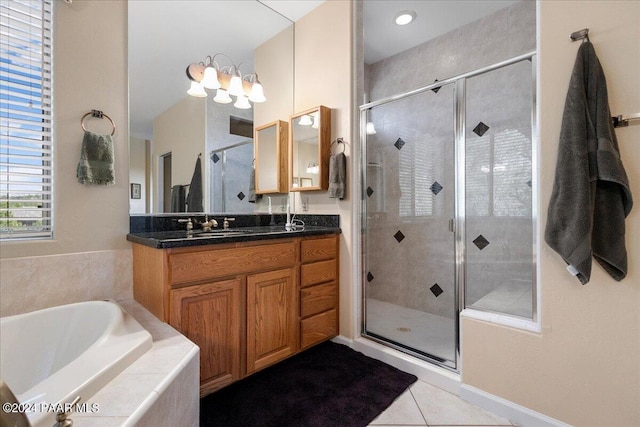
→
(129, 0, 517, 139)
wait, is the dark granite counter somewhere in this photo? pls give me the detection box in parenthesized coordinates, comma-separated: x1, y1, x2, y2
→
(127, 225, 341, 249)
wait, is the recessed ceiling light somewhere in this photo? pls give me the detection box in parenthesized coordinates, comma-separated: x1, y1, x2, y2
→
(394, 10, 416, 26)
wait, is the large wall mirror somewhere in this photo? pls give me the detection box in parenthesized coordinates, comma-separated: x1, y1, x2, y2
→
(128, 1, 297, 214)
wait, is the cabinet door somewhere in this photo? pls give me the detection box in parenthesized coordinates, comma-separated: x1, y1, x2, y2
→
(246, 268, 298, 373)
(170, 279, 241, 395)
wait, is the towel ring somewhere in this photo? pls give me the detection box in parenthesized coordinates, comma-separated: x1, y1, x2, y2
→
(81, 110, 116, 136)
(331, 138, 345, 154)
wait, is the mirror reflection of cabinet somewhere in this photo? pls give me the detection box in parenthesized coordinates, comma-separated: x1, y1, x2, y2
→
(255, 120, 288, 194)
(289, 106, 331, 192)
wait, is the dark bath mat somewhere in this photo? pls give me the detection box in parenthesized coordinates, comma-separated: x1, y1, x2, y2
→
(200, 341, 417, 427)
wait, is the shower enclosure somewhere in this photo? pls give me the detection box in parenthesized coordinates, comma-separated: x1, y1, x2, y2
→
(361, 53, 536, 371)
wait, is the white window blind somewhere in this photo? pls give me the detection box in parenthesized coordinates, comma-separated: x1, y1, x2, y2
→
(0, 0, 53, 240)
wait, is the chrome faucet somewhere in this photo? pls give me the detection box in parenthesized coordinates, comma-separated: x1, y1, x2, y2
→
(177, 218, 193, 233)
(53, 396, 81, 427)
(201, 214, 218, 232)
(223, 217, 235, 229)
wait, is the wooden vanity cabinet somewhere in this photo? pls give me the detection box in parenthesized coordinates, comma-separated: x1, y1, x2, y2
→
(132, 234, 339, 397)
(170, 278, 241, 394)
(300, 236, 339, 349)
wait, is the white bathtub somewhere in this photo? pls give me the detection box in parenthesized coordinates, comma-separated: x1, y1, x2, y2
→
(0, 300, 152, 427)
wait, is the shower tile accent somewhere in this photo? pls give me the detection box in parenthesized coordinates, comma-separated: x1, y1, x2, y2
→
(394, 138, 406, 150)
(473, 122, 490, 137)
(367, 272, 375, 282)
(473, 234, 490, 250)
(366, 186, 374, 197)
(394, 230, 406, 243)
(430, 283, 444, 297)
(212, 153, 220, 163)
(431, 79, 441, 93)
(431, 181, 443, 195)
(237, 191, 245, 201)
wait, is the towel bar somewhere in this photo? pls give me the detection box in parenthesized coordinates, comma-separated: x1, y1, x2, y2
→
(612, 113, 640, 128)
(81, 109, 116, 136)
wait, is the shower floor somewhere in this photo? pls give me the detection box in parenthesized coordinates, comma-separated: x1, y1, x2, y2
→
(365, 298, 456, 363)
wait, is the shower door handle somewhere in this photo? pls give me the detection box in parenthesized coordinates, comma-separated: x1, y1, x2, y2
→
(449, 218, 456, 233)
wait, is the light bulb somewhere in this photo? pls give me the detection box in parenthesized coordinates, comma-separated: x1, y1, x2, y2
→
(234, 95, 251, 109)
(312, 115, 319, 129)
(298, 115, 313, 126)
(394, 10, 416, 26)
(228, 75, 244, 97)
(187, 81, 207, 97)
(213, 89, 232, 104)
(248, 81, 266, 103)
(201, 66, 221, 89)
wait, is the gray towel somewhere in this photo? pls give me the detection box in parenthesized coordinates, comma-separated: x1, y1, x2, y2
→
(248, 167, 261, 203)
(76, 131, 115, 185)
(545, 41, 633, 284)
(328, 152, 346, 199)
(170, 185, 186, 212)
(186, 156, 203, 212)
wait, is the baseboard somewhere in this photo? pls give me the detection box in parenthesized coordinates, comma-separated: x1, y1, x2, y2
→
(459, 384, 572, 427)
(331, 335, 353, 347)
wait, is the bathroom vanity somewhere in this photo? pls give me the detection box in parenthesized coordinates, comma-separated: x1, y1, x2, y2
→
(128, 226, 339, 396)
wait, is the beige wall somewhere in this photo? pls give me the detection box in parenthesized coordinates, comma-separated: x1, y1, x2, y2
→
(293, 0, 355, 338)
(1, 0, 129, 259)
(152, 96, 206, 212)
(0, 1, 132, 316)
(254, 26, 294, 128)
(462, 2, 640, 426)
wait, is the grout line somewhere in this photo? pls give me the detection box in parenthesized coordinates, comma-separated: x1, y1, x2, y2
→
(409, 385, 429, 426)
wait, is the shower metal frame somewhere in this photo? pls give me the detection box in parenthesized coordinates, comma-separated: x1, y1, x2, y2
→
(359, 51, 538, 372)
(209, 140, 253, 212)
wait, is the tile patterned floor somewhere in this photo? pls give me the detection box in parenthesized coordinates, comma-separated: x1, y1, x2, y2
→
(369, 379, 514, 427)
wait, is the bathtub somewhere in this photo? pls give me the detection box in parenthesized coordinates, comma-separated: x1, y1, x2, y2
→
(0, 300, 152, 427)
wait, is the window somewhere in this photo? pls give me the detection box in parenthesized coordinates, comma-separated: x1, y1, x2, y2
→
(0, 0, 53, 240)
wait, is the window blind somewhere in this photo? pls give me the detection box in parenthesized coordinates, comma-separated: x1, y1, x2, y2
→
(0, 0, 53, 240)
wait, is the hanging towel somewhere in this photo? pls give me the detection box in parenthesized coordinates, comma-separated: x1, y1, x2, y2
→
(186, 156, 203, 212)
(328, 152, 346, 200)
(170, 185, 186, 212)
(544, 41, 633, 285)
(76, 131, 115, 185)
(248, 167, 262, 203)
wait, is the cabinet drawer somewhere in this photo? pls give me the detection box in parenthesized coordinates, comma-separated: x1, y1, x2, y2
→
(301, 259, 336, 288)
(301, 282, 337, 318)
(170, 241, 296, 285)
(301, 237, 337, 263)
(301, 309, 337, 349)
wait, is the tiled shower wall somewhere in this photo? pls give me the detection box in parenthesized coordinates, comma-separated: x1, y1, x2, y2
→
(364, 1, 535, 320)
(0, 250, 133, 317)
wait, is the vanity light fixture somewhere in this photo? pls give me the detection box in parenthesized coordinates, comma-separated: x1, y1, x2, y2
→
(298, 114, 313, 126)
(366, 122, 377, 134)
(306, 161, 319, 174)
(186, 53, 266, 109)
(394, 10, 416, 26)
(187, 81, 207, 97)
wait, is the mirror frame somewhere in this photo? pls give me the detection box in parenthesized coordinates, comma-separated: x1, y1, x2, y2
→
(288, 105, 331, 192)
(254, 120, 289, 194)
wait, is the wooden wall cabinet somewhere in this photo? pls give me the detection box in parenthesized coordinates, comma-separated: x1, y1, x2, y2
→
(132, 234, 339, 396)
(289, 106, 331, 191)
(255, 120, 289, 194)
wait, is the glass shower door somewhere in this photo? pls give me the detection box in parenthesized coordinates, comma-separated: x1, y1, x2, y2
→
(363, 84, 458, 369)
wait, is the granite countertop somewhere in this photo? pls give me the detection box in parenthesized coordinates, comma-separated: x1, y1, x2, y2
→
(127, 225, 341, 249)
